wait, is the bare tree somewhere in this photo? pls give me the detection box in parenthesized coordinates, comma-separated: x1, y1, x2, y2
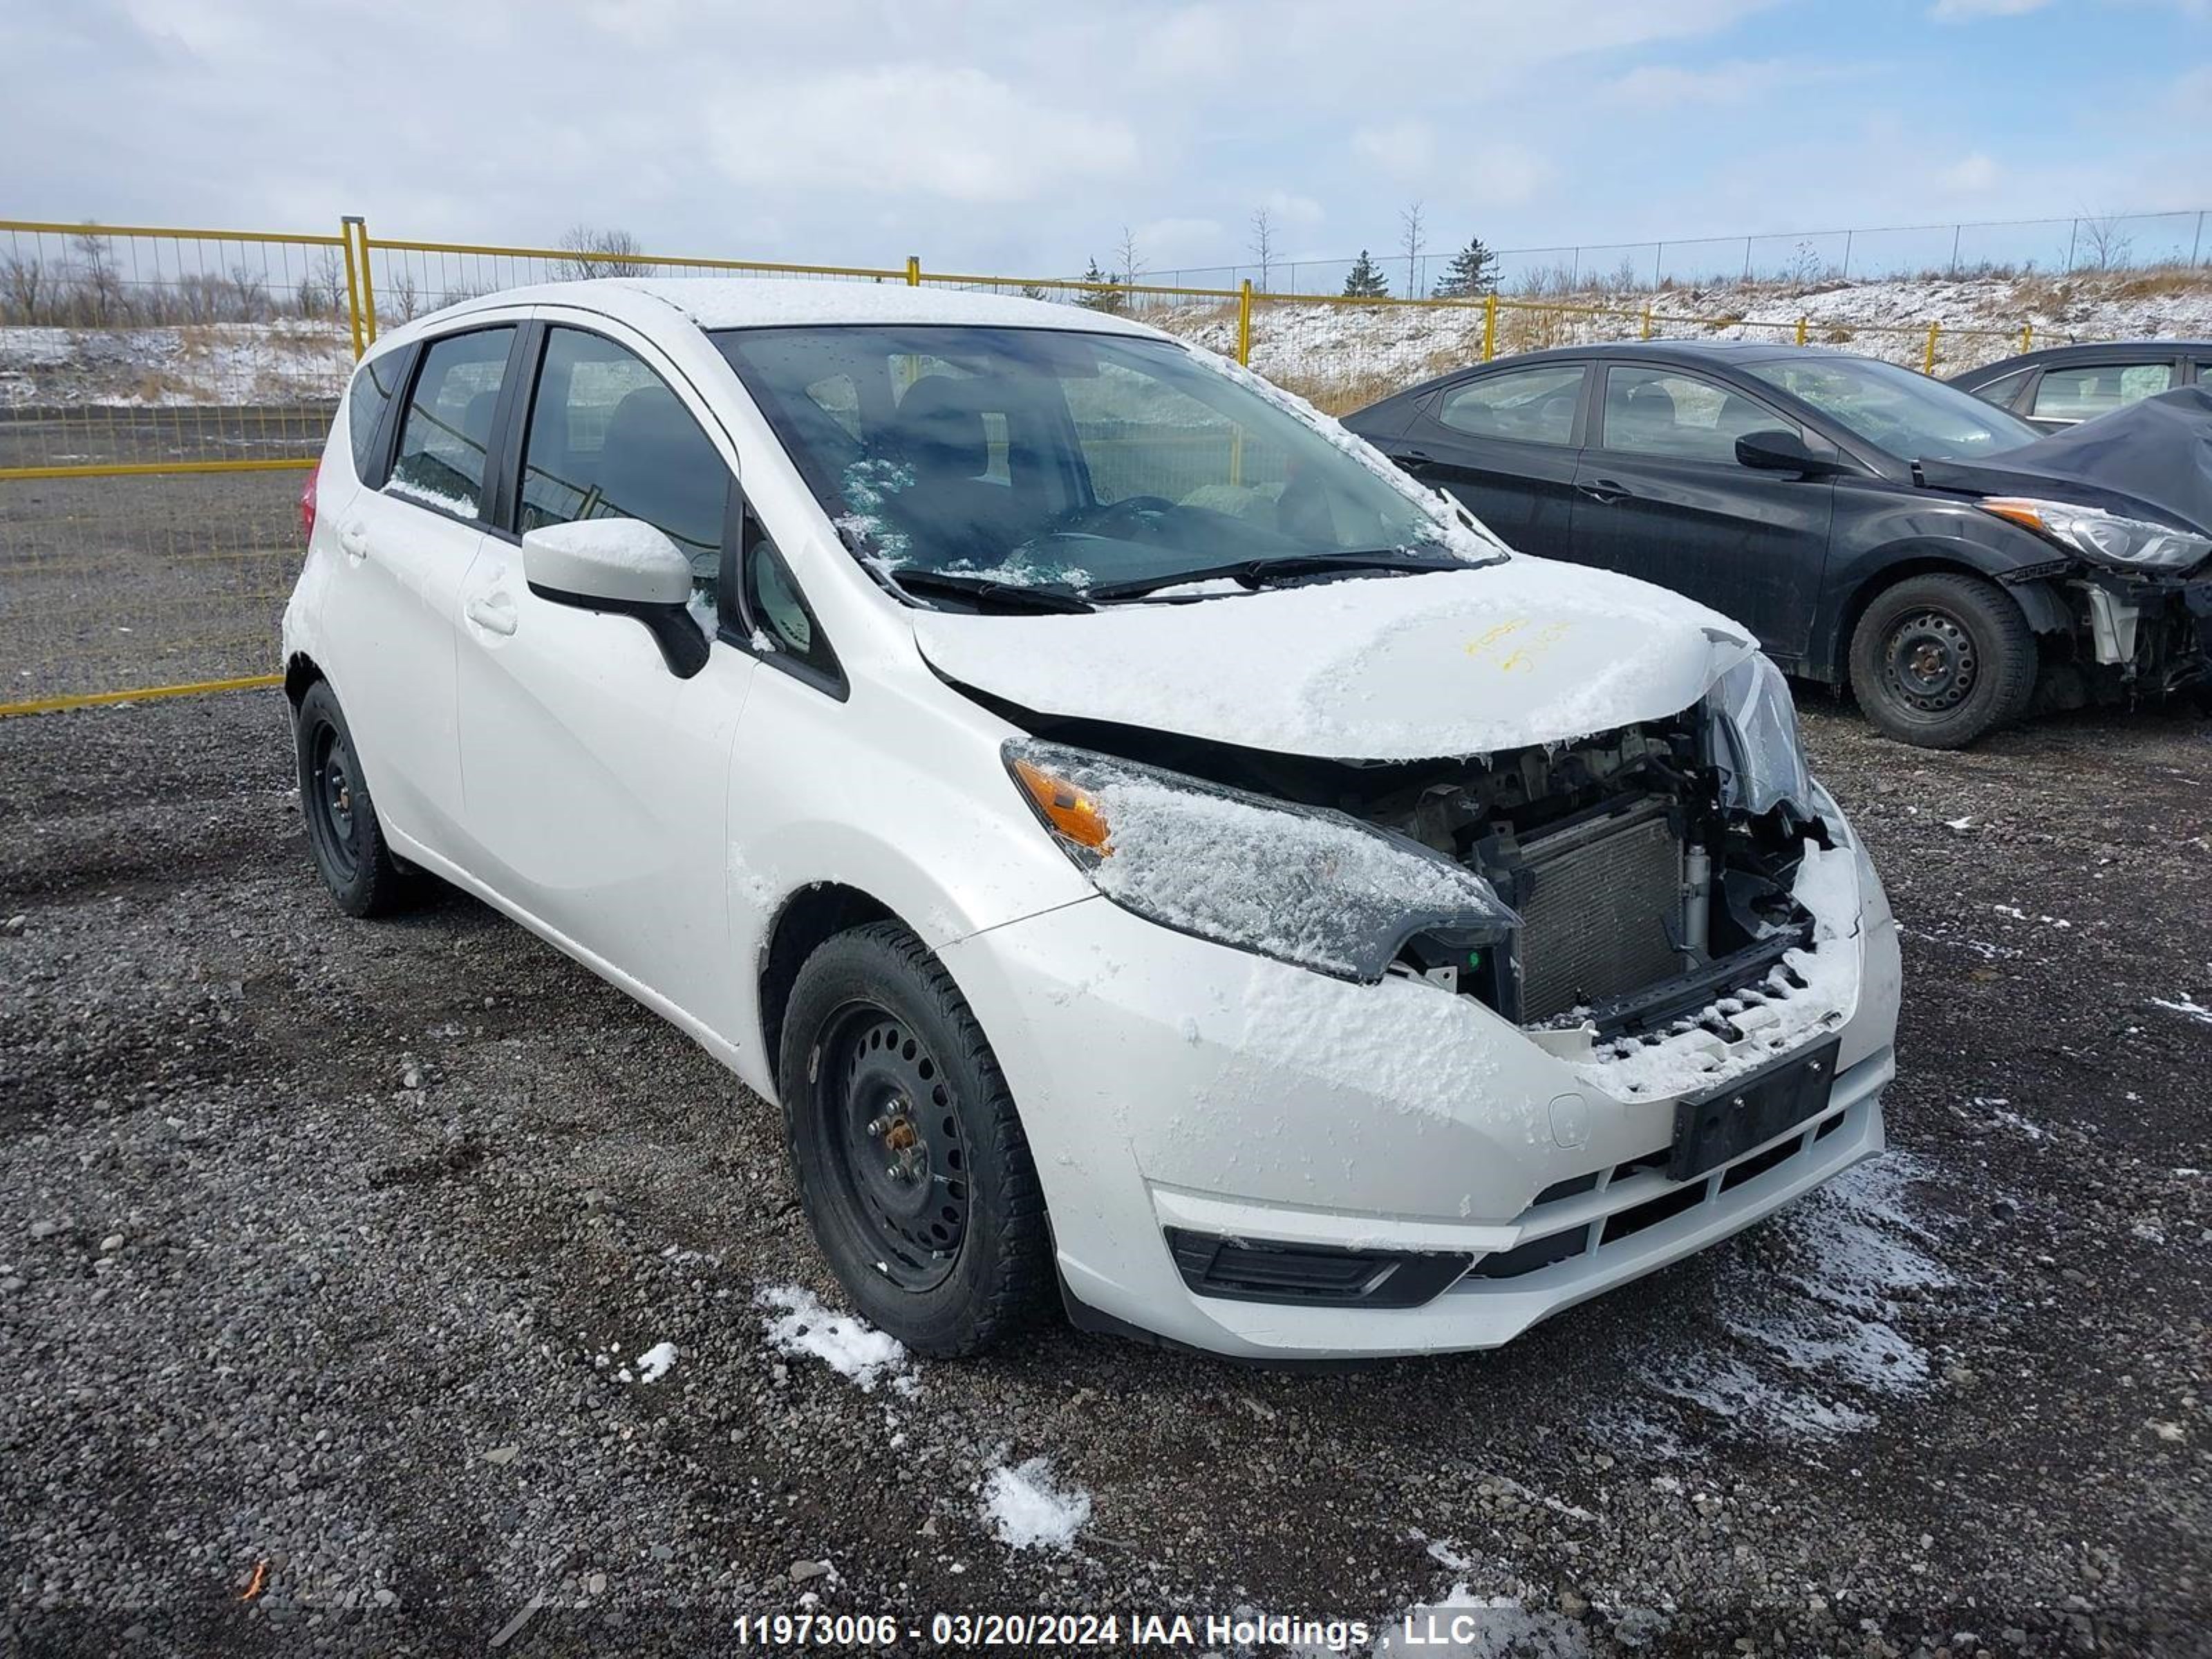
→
(1, 255, 46, 324)
(552, 225, 657, 281)
(2076, 210, 2134, 272)
(1248, 208, 1275, 291)
(1400, 200, 1427, 299)
(1114, 225, 1145, 288)
(71, 224, 125, 324)
(388, 270, 420, 324)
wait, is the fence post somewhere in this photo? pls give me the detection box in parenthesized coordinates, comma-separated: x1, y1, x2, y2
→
(905, 255, 921, 288)
(1922, 321, 1941, 376)
(339, 217, 366, 360)
(2020, 323, 2034, 354)
(1795, 316, 1808, 346)
(1841, 229, 1853, 280)
(1640, 303, 1651, 341)
(2193, 210, 2205, 268)
(1482, 293, 1498, 362)
(350, 216, 378, 345)
(1236, 280, 1253, 366)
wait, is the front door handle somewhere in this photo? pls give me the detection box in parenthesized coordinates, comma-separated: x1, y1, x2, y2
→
(1575, 478, 1633, 504)
(339, 521, 369, 559)
(466, 594, 518, 637)
(1394, 449, 1438, 471)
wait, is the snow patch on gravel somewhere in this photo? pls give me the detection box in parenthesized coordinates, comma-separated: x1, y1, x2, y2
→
(759, 1285, 917, 1394)
(982, 1457, 1091, 1552)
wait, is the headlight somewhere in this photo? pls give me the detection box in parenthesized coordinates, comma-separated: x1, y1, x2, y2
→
(1004, 741, 1516, 982)
(1980, 497, 2211, 573)
(1706, 653, 1812, 818)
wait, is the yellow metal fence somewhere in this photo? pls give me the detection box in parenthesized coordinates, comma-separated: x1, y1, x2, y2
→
(1, 215, 2059, 715)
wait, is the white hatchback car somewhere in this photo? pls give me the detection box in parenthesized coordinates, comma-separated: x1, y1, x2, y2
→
(283, 279, 1900, 1361)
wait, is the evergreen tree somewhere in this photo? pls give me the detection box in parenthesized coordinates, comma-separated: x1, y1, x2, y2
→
(1342, 250, 1390, 298)
(1432, 235, 1499, 298)
(1076, 259, 1127, 315)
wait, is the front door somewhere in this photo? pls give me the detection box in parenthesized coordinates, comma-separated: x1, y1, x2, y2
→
(453, 321, 757, 1030)
(1570, 363, 1835, 666)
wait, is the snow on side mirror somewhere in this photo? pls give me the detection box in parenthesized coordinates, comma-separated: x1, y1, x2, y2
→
(521, 518, 709, 678)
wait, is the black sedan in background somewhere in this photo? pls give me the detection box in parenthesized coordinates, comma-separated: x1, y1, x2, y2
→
(1951, 339, 2211, 433)
(1345, 342, 2212, 747)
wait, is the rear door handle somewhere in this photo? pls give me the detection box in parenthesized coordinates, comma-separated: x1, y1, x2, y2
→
(466, 594, 517, 637)
(1575, 478, 1633, 504)
(339, 521, 368, 558)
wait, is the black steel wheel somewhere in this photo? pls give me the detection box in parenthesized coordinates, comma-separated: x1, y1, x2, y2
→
(1848, 572, 2038, 749)
(778, 921, 1051, 1356)
(293, 679, 413, 917)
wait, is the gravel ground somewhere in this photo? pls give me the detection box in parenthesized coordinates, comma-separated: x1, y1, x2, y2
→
(1, 689, 2207, 1658)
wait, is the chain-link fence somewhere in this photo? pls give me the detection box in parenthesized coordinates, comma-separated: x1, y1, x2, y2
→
(0, 212, 2159, 712)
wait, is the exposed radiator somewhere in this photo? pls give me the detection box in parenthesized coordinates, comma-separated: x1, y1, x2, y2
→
(1514, 797, 1686, 1022)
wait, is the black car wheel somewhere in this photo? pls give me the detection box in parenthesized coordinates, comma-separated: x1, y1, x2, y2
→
(1848, 572, 2038, 749)
(778, 921, 1051, 1356)
(294, 680, 415, 917)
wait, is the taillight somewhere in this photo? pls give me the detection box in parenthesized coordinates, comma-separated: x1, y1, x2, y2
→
(299, 462, 320, 546)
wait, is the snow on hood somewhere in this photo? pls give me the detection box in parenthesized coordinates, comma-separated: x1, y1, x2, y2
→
(913, 560, 1757, 760)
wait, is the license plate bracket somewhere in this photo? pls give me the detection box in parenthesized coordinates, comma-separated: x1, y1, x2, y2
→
(1668, 1037, 1842, 1183)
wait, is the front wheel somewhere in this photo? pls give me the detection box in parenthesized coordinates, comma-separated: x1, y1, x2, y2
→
(776, 922, 1052, 1357)
(1848, 572, 2038, 749)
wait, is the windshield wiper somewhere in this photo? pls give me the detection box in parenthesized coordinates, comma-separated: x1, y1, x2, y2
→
(1086, 547, 1473, 603)
(888, 567, 1096, 614)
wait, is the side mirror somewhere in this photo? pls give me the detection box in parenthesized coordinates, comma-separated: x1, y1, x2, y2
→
(1735, 429, 1844, 478)
(521, 519, 709, 677)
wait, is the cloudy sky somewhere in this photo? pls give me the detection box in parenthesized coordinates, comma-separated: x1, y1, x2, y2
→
(3, 0, 2207, 281)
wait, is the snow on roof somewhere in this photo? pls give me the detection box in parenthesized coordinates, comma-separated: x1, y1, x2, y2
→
(614, 276, 1167, 335)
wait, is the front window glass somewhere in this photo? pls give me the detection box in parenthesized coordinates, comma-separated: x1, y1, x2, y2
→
(2030, 362, 2173, 422)
(387, 327, 514, 519)
(714, 326, 1447, 596)
(519, 328, 729, 592)
(1744, 354, 2038, 462)
(1600, 366, 1801, 464)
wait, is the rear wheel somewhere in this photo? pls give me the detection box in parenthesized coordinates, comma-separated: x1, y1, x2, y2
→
(777, 921, 1051, 1356)
(294, 680, 413, 917)
(1848, 572, 2037, 749)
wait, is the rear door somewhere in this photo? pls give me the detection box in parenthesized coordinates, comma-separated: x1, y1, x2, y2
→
(1569, 362, 1835, 666)
(453, 317, 758, 1027)
(1376, 362, 1588, 558)
(319, 322, 520, 859)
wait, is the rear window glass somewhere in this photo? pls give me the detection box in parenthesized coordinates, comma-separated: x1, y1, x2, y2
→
(387, 328, 516, 520)
(346, 348, 409, 481)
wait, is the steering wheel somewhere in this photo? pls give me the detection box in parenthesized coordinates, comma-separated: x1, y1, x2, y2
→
(1056, 496, 1179, 540)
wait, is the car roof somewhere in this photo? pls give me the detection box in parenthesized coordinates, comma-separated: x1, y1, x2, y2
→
(1953, 339, 2212, 377)
(368, 276, 1170, 351)
(1362, 337, 1835, 411)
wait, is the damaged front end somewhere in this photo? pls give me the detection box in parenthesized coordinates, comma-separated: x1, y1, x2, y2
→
(1003, 655, 1853, 1075)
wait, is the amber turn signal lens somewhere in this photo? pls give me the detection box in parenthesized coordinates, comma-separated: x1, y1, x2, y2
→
(1011, 757, 1112, 853)
(1978, 498, 2047, 532)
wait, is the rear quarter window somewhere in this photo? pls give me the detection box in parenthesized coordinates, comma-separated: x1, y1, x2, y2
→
(345, 348, 409, 484)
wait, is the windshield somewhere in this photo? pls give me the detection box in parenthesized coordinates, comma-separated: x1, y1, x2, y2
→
(1744, 354, 2041, 463)
(713, 325, 1454, 599)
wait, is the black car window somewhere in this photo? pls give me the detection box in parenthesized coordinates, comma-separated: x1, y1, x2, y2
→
(1436, 365, 1584, 446)
(1599, 366, 1799, 465)
(1963, 366, 2030, 413)
(2030, 362, 2173, 422)
(387, 327, 516, 520)
(519, 327, 731, 594)
(346, 347, 409, 483)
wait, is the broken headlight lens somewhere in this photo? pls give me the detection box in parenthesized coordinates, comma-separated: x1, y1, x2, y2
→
(1005, 740, 1517, 982)
(1980, 497, 2211, 573)
(1706, 653, 1812, 818)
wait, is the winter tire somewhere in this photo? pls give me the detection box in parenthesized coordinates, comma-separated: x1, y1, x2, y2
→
(1848, 572, 2038, 749)
(777, 921, 1051, 1356)
(294, 679, 415, 917)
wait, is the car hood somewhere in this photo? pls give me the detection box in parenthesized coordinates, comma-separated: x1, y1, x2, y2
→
(1919, 384, 2212, 534)
(910, 558, 1758, 761)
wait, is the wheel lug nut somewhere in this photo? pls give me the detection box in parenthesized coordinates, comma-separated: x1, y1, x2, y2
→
(866, 1117, 885, 1136)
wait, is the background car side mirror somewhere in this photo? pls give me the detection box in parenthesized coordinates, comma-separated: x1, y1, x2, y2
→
(1735, 429, 1845, 478)
(521, 519, 709, 677)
